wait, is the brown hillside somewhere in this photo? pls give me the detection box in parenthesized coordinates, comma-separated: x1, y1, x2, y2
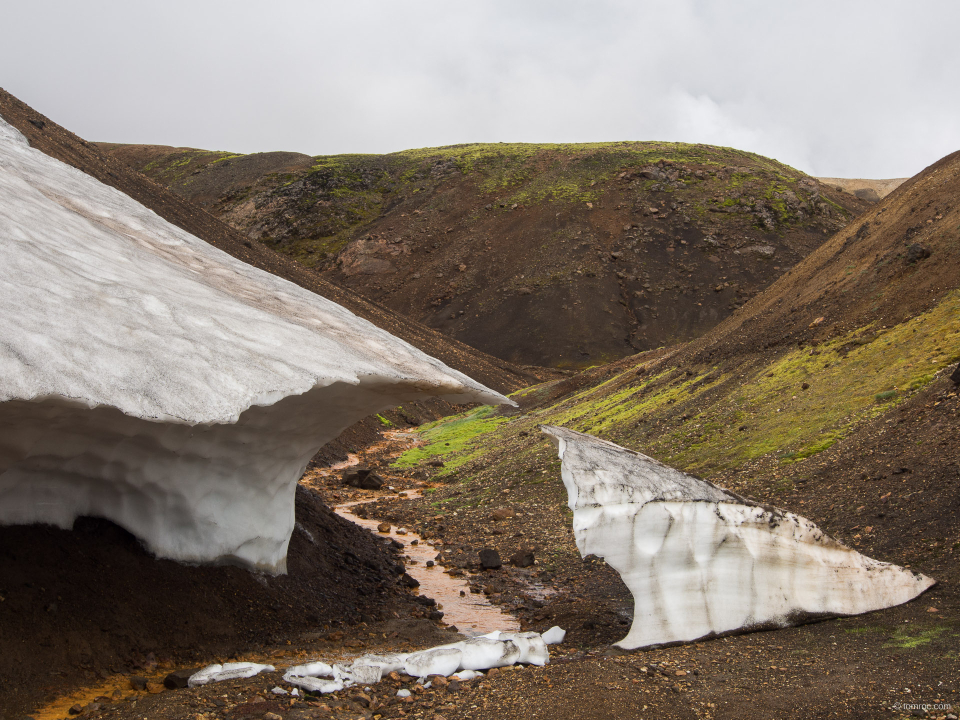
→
(689, 149, 960, 364)
(99, 142, 871, 368)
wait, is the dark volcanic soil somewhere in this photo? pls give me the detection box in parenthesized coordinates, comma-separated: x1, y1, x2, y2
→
(0, 487, 436, 718)
(45, 376, 955, 720)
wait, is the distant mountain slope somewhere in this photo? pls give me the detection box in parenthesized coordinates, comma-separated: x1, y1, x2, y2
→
(815, 176, 908, 202)
(0, 89, 539, 396)
(99, 141, 871, 368)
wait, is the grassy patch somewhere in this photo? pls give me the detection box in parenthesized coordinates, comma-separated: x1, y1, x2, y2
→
(392, 406, 508, 472)
(883, 625, 947, 649)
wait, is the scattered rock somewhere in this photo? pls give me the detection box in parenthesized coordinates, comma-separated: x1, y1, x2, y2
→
(129, 675, 148, 691)
(400, 573, 420, 588)
(377, 522, 391, 533)
(950, 363, 960, 385)
(906, 244, 931, 263)
(163, 668, 199, 690)
(510, 548, 535, 568)
(427, 459, 445, 468)
(342, 467, 385, 489)
(517, 287, 533, 295)
(491, 507, 515, 521)
(745, 244, 775, 257)
(68, 706, 83, 716)
(479, 548, 502, 569)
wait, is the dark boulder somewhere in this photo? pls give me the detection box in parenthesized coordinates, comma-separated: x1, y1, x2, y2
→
(342, 467, 385, 489)
(510, 548, 536, 568)
(163, 668, 199, 690)
(399, 573, 420, 588)
(906, 244, 931, 263)
(479, 548, 502, 570)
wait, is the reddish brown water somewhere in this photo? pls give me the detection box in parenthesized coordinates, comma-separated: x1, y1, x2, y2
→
(335, 497, 520, 636)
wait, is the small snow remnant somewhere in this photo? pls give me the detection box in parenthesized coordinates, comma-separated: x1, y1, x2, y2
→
(541, 626, 566, 645)
(187, 662, 274, 687)
(404, 647, 463, 678)
(277, 626, 565, 693)
(541, 425, 936, 650)
(453, 669, 482, 681)
(456, 637, 519, 670)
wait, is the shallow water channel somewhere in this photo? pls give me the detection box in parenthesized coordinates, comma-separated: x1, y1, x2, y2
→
(334, 495, 519, 636)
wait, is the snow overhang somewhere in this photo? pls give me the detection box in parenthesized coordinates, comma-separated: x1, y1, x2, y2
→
(0, 117, 513, 573)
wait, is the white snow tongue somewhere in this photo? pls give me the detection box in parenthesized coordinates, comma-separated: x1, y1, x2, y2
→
(541, 425, 935, 650)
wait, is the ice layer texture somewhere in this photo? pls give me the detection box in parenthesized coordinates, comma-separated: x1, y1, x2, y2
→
(541, 426, 934, 649)
(0, 117, 509, 572)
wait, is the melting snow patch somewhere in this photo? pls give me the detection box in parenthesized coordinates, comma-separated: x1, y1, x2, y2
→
(541, 626, 566, 645)
(541, 425, 936, 650)
(277, 626, 564, 693)
(404, 647, 463, 678)
(188, 662, 274, 687)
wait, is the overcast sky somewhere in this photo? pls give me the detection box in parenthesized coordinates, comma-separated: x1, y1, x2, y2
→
(3, 1, 958, 177)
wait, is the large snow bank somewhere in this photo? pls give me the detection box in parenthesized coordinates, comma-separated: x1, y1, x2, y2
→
(541, 426, 935, 650)
(0, 116, 510, 572)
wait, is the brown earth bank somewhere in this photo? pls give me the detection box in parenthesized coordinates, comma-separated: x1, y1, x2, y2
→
(0, 486, 437, 719)
(98, 140, 871, 368)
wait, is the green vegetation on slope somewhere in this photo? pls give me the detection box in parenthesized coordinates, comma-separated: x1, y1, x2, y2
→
(392, 405, 508, 474)
(396, 288, 960, 489)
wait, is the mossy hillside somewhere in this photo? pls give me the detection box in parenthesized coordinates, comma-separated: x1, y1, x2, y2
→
(142, 150, 238, 186)
(388, 141, 808, 209)
(398, 288, 960, 492)
(283, 141, 819, 236)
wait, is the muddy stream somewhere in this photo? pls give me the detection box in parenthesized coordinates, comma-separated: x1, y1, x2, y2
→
(326, 431, 520, 637)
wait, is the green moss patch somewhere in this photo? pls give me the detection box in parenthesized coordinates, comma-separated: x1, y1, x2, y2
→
(392, 406, 508, 473)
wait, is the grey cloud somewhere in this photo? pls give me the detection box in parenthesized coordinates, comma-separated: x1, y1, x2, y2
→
(1, 0, 958, 177)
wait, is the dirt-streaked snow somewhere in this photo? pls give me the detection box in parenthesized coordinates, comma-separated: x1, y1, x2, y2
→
(0, 116, 510, 573)
(542, 426, 935, 650)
